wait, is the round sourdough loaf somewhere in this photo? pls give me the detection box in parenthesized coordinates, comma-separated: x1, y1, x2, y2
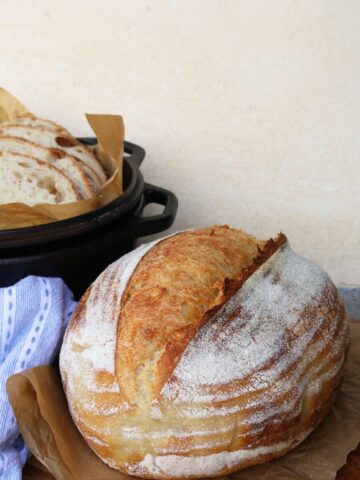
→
(60, 226, 349, 479)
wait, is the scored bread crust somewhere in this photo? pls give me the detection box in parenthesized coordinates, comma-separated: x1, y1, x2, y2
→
(0, 123, 106, 184)
(0, 151, 79, 205)
(60, 226, 349, 479)
(0, 136, 96, 198)
(118, 227, 265, 404)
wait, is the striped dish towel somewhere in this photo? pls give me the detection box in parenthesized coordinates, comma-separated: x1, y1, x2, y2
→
(0, 276, 77, 480)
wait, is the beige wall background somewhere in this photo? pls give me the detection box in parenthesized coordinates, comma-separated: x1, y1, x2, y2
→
(0, 0, 359, 283)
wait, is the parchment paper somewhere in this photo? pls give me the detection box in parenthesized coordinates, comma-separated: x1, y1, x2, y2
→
(7, 322, 360, 480)
(0, 88, 124, 229)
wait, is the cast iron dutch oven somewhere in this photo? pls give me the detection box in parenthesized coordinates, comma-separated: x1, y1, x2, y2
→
(0, 139, 178, 299)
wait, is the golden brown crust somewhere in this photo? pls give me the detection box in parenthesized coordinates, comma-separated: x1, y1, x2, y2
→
(60, 226, 350, 479)
(117, 226, 265, 403)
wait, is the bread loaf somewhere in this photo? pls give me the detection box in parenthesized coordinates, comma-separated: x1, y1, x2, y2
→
(0, 123, 106, 184)
(0, 152, 79, 205)
(60, 226, 349, 479)
(0, 114, 108, 206)
(3, 115, 70, 134)
(0, 136, 96, 198)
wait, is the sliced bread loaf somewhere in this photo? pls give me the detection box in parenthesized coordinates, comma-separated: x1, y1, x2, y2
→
(48, 146, 102, 191)
(0, 152, 79, 206)
(0, 124, 106, 184)
(0, 136, 96, 198)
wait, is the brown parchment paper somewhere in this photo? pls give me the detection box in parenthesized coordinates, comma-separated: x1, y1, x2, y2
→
(6, 322, 360, 480)
(0, 88, 124, 229)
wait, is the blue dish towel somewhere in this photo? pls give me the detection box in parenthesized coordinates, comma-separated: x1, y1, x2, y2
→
(0, 276, 77, 480)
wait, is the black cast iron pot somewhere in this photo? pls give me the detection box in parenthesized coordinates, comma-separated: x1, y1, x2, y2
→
(0, 139, 178, 299)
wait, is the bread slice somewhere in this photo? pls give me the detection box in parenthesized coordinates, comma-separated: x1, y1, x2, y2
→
(51, 148, 102, 192)
(6, 115, 70, 134)
(0, 152, 79, 206)
(0, 136, 96, 199)
(7, 117, 104, 188)
(0, 124, 106, 184)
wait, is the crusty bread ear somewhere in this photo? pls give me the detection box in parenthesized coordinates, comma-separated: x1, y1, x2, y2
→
(0, 124, 106, 183)
(0, 152, 79, 205)
(0, 136, 96, 199)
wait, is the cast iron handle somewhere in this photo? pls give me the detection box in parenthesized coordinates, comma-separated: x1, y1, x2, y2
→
(127, 183, 178, 238)
(124, 141, 146, 168)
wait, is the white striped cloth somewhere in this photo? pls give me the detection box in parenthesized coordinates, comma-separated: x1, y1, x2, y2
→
(0, 276, 77, 480)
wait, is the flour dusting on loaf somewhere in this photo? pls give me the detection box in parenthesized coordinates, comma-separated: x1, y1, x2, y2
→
(130, 438, 295, 477)
(60, 226, 349, 479)
(60, 238, 164, 420)
(162, 244, 343, 400)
